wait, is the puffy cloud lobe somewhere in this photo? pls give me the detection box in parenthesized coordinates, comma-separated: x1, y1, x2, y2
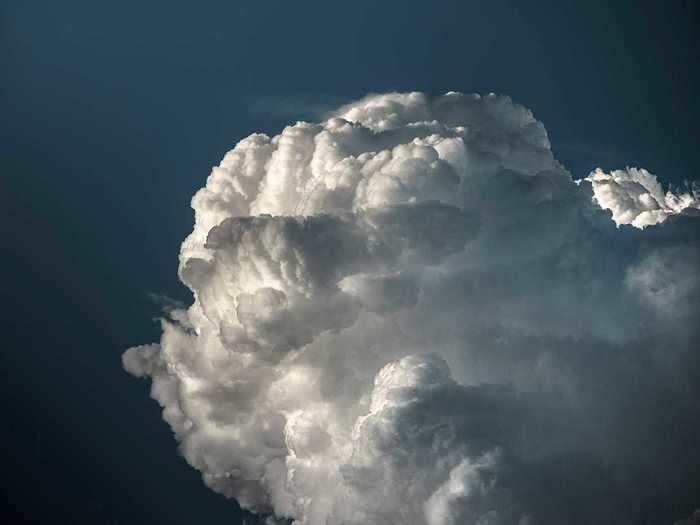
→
(425, 452, 527, 525)
(124, 92, 700, 524)
(337, 356, 524, 525)
(583, 167, 700, 228)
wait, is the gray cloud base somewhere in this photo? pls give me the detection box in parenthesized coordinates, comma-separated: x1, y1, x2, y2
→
(124, 92, 700, 524)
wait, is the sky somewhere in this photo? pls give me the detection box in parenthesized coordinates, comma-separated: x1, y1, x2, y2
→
(1, 1, 699, 524)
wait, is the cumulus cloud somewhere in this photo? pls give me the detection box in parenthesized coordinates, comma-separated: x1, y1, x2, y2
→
(124, 92, 700, 524)
(583, 167, 700, 228)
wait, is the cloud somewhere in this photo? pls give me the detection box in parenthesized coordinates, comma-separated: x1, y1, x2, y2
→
(582, 167, 700, 228)
(124, 92, 700, 524)
(675, 510, 700, 525)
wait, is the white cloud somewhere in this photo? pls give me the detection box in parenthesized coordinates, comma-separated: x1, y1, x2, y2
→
(125, 92, 700, 524)
(582, 167, 700, 228)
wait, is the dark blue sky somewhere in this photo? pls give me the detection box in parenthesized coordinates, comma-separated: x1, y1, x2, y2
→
(2, 1, 698, 523)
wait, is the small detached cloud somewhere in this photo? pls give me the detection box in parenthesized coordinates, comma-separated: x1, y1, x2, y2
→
(583, 167, 700, 228)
